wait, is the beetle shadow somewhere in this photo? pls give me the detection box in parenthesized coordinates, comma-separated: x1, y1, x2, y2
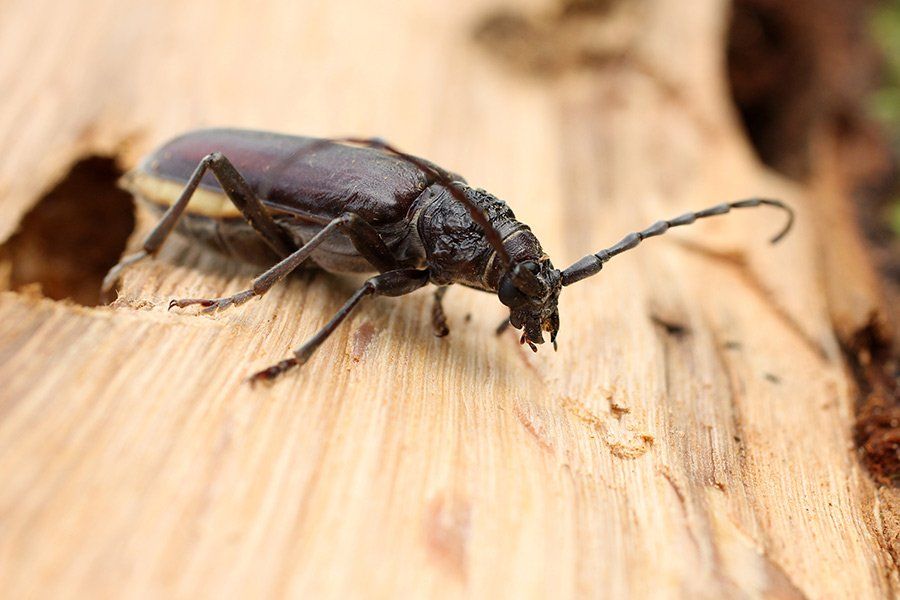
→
(157, 235, 269, 277)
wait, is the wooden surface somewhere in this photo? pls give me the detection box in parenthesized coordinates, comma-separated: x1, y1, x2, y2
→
(0, 0, 897, 597)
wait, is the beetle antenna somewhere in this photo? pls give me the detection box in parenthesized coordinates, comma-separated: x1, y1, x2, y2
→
(560, 198, 794, 286)
(336, 137, 513, 269)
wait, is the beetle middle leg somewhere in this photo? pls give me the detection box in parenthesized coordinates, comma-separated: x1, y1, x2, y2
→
(495, 317, 511, 335)
(102, 152, 295, 299)
(250, 268, 430, 383)
(431, 286, 450, 337)
(169, 212, 400, 313)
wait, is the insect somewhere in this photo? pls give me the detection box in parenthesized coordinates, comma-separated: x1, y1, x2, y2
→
(103, 128, 794, 383)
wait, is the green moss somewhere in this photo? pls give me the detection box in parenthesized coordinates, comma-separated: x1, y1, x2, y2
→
(872, 1, 900, 234)
(891, 198, 900, 235)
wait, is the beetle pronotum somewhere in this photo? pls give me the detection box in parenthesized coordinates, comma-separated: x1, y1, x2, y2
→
(104, 128, 794, 382)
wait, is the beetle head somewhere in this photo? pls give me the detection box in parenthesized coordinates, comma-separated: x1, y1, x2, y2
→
(498, 259, 562, 351)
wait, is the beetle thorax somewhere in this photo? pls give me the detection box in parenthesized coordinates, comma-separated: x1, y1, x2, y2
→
(417, 185, 543, 291)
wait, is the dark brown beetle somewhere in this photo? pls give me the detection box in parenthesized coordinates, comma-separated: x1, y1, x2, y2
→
(104, 128, 794, 382)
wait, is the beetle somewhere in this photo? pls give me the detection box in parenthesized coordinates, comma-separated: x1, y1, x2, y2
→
(103, 128, 794, 382)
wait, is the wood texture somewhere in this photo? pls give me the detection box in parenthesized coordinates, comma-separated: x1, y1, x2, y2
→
(0, 0, 896, 597)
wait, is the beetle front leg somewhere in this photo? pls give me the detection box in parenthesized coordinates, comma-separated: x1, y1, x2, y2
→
(250, 269, 430, 383)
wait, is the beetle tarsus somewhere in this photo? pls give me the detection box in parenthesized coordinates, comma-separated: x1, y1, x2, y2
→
(168, 289, 256, 313)
(101, 250, 150, 301)
(431, 287, 450, 337)
(169, 298, 212, 311)
(248, 357, 299, 385)
(200, 289, 256, 314)
(432, 319, 450, 338)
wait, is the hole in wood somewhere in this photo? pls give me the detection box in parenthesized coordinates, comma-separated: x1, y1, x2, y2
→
(0, 156, 134, 306)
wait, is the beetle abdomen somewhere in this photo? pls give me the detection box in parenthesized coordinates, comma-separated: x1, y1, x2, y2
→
(140, 202, 284, 266)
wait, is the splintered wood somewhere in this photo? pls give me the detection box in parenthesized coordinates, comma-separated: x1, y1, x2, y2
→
(0, 0, 896, 598)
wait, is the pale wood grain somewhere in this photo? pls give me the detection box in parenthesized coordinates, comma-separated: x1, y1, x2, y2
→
(0, 0, 896, 598)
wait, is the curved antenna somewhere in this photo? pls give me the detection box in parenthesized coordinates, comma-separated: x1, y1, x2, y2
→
(335, 137, 513, 270)
(560, 198, 794, 287)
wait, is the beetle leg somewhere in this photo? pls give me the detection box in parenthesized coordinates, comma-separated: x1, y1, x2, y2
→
(249, 269, 430, 383)
(102, 152, 295, 301)
(336, 213, 399, 273)
(102, 250, 151, 299)
(169, 212, 400, 314)
(168, 289, 257, 313)
(170, 215, 346, 313)
(431, 286, 450, 337)
(495, 317, 511, 335)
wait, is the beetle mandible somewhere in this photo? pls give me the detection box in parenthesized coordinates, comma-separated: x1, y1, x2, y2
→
(103, 128, 794, 382)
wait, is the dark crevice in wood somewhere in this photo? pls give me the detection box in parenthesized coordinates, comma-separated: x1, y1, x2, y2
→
(845, 316, 900, 486)
(726, 1, 884, 178)
(471, 0, 635, 76)
(0, 156, 134, 306)
(650, 314, 689, 338)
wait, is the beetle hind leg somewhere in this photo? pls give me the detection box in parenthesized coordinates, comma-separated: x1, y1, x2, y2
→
(168, 289, 256, 313)
(102, 152, 295, 302)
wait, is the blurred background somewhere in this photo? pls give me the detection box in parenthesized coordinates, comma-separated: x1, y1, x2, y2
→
(726, 0, 899, 296)
(871, 0, 900, 272)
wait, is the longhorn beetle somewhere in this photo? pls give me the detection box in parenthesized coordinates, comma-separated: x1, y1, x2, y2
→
(104, 128, 794, 382)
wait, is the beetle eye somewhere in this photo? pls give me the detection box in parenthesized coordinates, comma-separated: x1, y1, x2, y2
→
(512, 261, 543, 296)
(499, 275, 529, 308)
